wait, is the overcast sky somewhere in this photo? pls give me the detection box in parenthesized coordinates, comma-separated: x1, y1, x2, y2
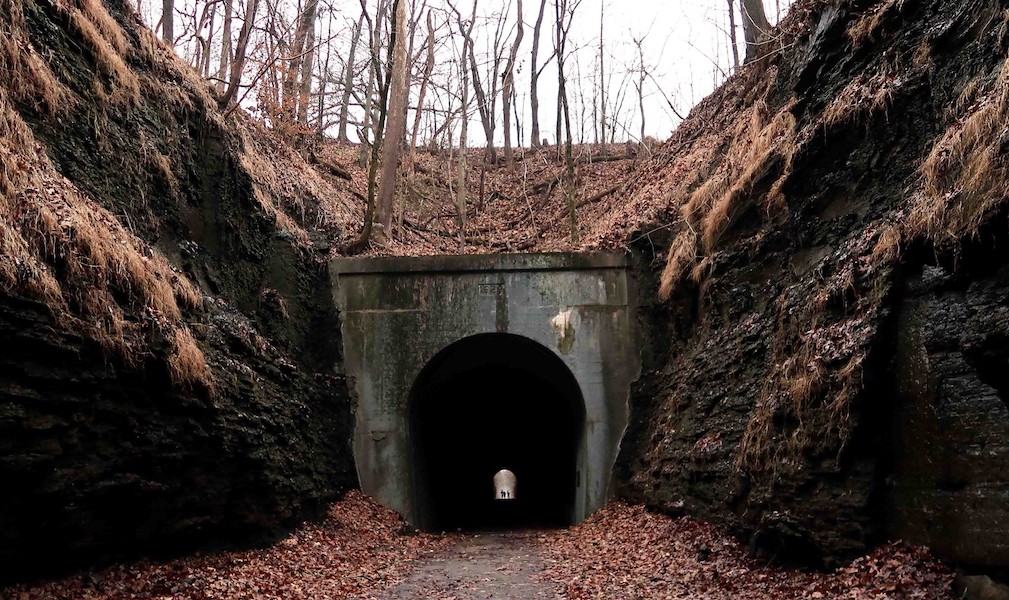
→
(508, 0, 790, 144)
(146, 0, 791, 144)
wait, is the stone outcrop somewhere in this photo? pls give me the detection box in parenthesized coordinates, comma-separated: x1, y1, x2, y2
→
(0, 0, 357, 582)
(615, 0, 1009, 572)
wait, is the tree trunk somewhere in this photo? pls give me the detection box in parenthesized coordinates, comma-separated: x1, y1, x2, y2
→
(727, 0, 740, 69)
(740, 0, 771, 63)
(315, 9, 333, 130)
(555, 0, 578, 242)
(374, 0, 408, 242)
(529, 0, 548, 148)
(297, 5, 318, 125)
(597, 3, 606, 156)
(346, 0, 395, 252)
(458, 0, 497, 165)
(502, 0, 524, 171)
(408, 9, 436, 168)
(635, 38, 646, 152)
(217, 0, 260, 109)
(359, 0, 387, 167)
(456, 8, 474, 252)
(283, 0, 319, 123)
(201, 3, 216, 77)
(162, 0, 173, 46)
(216, 0, 232, 92)
(338, 13, 364, 143)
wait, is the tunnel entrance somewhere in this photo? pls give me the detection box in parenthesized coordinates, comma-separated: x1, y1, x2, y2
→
(408, 333, 585, 531)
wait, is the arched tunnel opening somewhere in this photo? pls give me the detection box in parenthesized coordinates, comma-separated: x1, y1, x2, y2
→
(408, 333, 585, 531)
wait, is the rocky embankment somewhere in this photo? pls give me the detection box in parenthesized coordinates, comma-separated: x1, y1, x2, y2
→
(0, 0, 358, 582)
(613, 0, 1009, 574)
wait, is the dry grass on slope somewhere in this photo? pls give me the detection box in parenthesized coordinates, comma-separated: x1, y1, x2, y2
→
(846, 0, 906, 48)
(0, 0, 210, 390)
(236, 124, 360, 245)
(611, 0, 937, 473)
(1, 94, 208, 388)
(0, 0, 70, 116)
(653, 78, 798, 301)
(910, 41, 1009, 244)
(54, 0, 140, 104)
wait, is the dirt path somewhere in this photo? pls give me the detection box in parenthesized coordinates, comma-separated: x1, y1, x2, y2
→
(357, 531, 558, 600)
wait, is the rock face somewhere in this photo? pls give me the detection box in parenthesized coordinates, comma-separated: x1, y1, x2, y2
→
(0, 0, 357, 582)
(887, 258, 1009, 569)
(614, 0, 1009, 571)
(0, 295, 354, 579)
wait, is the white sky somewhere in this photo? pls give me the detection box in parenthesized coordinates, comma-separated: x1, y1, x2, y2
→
(146, 0, 791, 144)
(505, 0, 789, 144)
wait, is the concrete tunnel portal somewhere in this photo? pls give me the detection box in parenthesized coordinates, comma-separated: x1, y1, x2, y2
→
(409, 333, 585, 530)
(331, 253, 639, 531)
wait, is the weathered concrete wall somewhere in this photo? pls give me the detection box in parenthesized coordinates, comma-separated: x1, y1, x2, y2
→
(331, 253, 639, 527)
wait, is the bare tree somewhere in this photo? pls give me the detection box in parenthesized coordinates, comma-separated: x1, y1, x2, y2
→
(359, 0, 389, 166)
(163, 0, 174, 46)
(217, 0, 261, 109)
(596, 1, 606, 155)
(296, 2, 319, 124)
(501, 0, 523, 170)
(216, 0, 233, 92)
(740, 0, 770, 63)
(408, 7, 437, 166)
(374, 0, 408, 243)
(727, 0, 739, 69)
(337, 12, 365, 142)
(346, 0, 396, 251)
(632, 35, 646, 151)
(451, 0, 502, 164)
(279, 0, 320, 123)
(554, 0, 582, 242)
(454, 7, 474, 250)
(529, 0, 548, 147)
(314, 7, 334, 129)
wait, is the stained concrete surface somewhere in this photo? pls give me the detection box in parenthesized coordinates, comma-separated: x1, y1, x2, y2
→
(331, 252, 639, 530)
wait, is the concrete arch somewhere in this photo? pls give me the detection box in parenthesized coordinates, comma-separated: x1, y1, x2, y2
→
(331, 252, 639, 528)
(407, 333, 586, 530)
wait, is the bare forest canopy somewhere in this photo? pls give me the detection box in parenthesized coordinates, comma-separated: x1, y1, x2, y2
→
(141, 0, 793, 147)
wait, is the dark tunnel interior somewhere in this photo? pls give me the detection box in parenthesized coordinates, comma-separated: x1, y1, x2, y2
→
(408, 333, 585, 531)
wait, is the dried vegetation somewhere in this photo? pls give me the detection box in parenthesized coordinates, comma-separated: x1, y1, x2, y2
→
(54, 0, 140, 104)
(0, 0, 210, 389)
(846, 0, 905, 48)
(910, 46, 1009, 244)
(658, 83, 797, 300)
(540, 501, 954, 599)
(633, 0, 1005, 474)
(235, 125, 359, 243)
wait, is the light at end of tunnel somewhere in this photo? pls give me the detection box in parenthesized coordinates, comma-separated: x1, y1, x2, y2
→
(494, 469, 516, 501)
